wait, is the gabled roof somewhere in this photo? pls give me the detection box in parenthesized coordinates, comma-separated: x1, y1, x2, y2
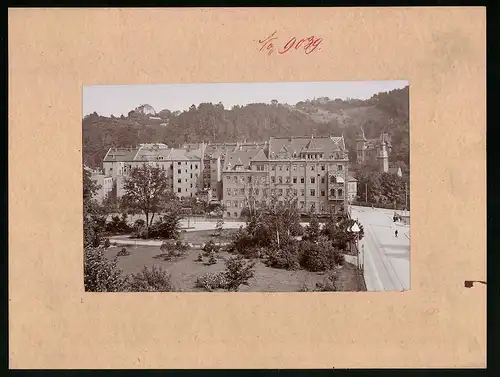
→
(223, 148, 265, 171)
(268, 135, 347, 158)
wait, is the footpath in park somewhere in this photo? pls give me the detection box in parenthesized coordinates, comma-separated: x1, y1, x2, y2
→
(350, 205, 410, 291)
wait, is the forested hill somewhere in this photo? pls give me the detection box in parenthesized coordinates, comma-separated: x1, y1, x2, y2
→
(83, 86, 409, 168)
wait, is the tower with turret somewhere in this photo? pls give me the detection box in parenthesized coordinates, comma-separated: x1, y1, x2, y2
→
(355, 126, 367, 164)
(378, 141, 389, 173)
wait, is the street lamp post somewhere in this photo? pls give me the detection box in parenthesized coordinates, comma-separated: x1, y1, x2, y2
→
(349, 222, 361, 270)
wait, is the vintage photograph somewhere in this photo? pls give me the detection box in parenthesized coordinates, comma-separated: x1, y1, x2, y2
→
(83, 81, 410, 292)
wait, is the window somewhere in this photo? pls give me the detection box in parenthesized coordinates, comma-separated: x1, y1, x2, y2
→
(310, 177, 315, 184)
(293, 177, 297, 183)
(292, 165, 297, 171)
(226, 176, 231, 181)
(248, 176, 252, 183)
(300, 201, 305, 209)
(321, 177, 325, 184)
(271, 165, 276, 171)
(321, 165, 325, 171)
(300, 177, 305, 184)
(300, 164, 305, 168)
(227, 212, 231, 217)
(195, 164, 198, 169)
(240, 177, 245, 184)
(233, 176, 238, 184)
(278, 189, 283, 196)
(330, 176, 336, 184)
(186, 188, 188, 192)
(310, 189, 316, 196)
(190, 183, 193, 188)
(320, 203, 325, 212)
(300, 189, 305, 196)
(278, 165, 283, 171)
(311, 165, 315, 171)
(190, 173, 193, 178)
(233, 188, 238, 196)
(234, 201, 238, 208)
(294, 189, 298, 196)
(338, 165, 343, 171)
(338, 189, 343, 197)
(330, 188, 335, 196)
(177, 179, 181, 183)
(261, 176, 266, 184)
(285, 165, 289, 171)
(177, 188, 181, 193)
(264, 164, 269, 171)
(190, 164, 193, 169)
(226, 201, 231, 208)
(178, 169, 181, 174)
(178, 162, 181, 165)
(240, 188, 245, 195)
(321, 190, 325, 196)
(278, 176, 283, 183)
(227, 188, 231, 195)
(285, 176, 290, 183)
(234, 212, 238, 217)
(271, 176, 276, 183)
(185, 179, 188, 183)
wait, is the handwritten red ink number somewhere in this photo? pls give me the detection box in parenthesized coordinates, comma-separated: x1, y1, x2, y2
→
(278, 35, 323, 55)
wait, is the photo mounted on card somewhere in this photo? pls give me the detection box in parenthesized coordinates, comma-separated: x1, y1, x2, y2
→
(83, 81, 409, 293)
(9, 7, 485, 369)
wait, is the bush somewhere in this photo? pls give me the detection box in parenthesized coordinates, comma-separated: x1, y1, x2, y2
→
(223, 255, 256, 291)
(299, 240, 344, 272)
(195, 272, 228, 291)
(127, 265, 174, 292)
(207, 252, 217, 265)
(117, 247, 130, 256)
(314, 274, 340, 291)
(159, 240, 190, 261)
(202, 239, 220, 256)
(195, 253, 203, 262)
(106, 214, 132, 234)
(264, 242, 301, 270)
(103, 238, 111, 249)
(84, 247, 128, 292)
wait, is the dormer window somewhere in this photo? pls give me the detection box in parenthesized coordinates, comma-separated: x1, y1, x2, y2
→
(157, 156, 164, 160)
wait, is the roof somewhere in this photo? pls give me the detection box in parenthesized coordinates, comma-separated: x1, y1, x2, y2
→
(268, 136, 347, 159)
(223, 148, 265, 171)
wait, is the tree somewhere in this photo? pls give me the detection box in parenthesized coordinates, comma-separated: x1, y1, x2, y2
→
(121, 164, 181, 238)
(223, 255, 256, 292)
(303, 215, 321, 243)
(83, 168, 107, 247)
(84, 247, 128, 292)
(214, 217, 225, 238)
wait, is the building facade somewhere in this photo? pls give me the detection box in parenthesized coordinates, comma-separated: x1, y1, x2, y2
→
(95, 136, 358, 217)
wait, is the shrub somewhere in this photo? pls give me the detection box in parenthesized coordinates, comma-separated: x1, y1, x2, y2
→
(264, 242, 301, 270)
(106, 214, 132, 234)
(160, 240, 189, 261)
(207, 252, 217, 265)
(117, 247, 130, 256)
(223, 255, 256, 291)
(127, 265, 174, 292)
(195, 253, 203, 262)
(103, 238, 111, 249)
(195, 272, 228, 291)
(84, 247, 127, 292)
(202, 239, 220, 256)
(314, 274, 340, 291)
(299, 240, 344, 272)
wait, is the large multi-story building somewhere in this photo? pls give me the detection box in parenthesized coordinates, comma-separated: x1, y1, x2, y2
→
(95, 136, 358, 216)
(220, 136, 354, 218)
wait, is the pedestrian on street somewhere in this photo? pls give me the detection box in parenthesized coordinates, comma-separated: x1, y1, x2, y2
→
(395, 229, 398, 238)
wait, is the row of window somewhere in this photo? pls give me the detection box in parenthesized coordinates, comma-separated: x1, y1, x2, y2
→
(252, 163, 344, 172)
(224, 200, 329, 212)
(224, 175, 344, 185)
(225, 187, 344, 197)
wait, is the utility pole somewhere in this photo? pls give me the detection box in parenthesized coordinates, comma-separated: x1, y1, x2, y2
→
(405, 181, 408, 215)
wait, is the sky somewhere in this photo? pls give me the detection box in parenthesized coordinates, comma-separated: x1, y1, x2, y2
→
(83, 80, 408, 117)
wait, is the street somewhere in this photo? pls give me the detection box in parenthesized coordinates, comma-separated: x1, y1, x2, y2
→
(350, 205, 410, 291)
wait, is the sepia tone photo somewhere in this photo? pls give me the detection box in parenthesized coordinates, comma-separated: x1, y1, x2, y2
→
(83, 81, 410, 292)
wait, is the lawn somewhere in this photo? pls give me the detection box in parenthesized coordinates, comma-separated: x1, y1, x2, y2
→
(104, 243, 366, 292)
